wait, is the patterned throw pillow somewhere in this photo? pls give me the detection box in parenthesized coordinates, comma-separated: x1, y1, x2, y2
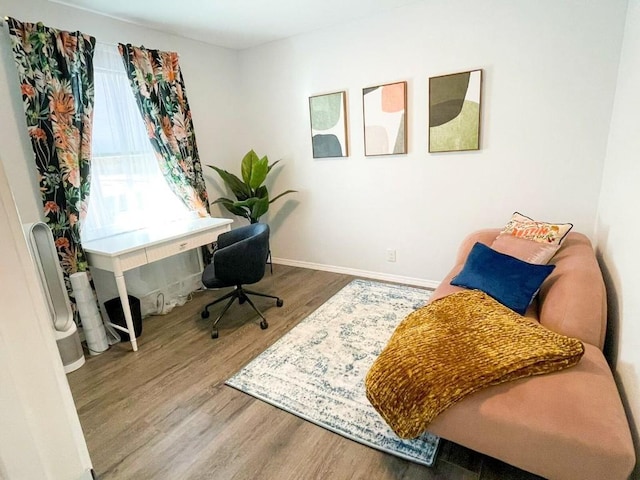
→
(491, 212, 573, 264)
(499, 212, 573, 245)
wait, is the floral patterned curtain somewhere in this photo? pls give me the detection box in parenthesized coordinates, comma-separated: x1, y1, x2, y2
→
(7, 17, 96, 319)
(117, 44, 210, 217)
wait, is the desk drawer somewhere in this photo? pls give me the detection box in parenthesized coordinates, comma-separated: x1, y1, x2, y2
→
(118, 250, 149, 271)
(86, 250, 148, 272)
(145, 230, 218, 263)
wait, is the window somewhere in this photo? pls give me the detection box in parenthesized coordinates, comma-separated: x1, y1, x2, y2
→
(81, 42, 194, 242)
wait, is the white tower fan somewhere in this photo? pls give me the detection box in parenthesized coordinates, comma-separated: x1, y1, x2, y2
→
(24, 222, 85, 373)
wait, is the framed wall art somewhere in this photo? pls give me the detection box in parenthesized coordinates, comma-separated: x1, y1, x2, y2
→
(362, 81, 407, 156)
(429, 69, 482, 153)
(309, 91, 349, 158)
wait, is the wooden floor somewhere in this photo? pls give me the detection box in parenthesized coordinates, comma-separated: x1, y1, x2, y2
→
(67, 265, 543, 480)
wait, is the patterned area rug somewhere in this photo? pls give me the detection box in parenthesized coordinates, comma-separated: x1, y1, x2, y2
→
(226, 279, 440, 466)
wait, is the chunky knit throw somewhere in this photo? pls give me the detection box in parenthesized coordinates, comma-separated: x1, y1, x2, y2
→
(365, 289, 584, 439)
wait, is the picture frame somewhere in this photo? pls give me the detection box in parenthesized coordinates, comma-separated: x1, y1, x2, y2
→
(308, 91, 349, 158)
(429, 69, 482, 153)
(362, 81, 407, 156)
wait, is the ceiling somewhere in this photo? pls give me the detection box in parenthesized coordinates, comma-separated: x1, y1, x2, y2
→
(50, 0, 421, 50)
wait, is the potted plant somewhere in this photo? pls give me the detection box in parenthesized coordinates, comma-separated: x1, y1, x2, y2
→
(209, 150, 297, 224)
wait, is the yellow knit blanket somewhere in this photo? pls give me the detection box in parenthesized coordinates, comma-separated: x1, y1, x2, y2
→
(365, 289, 584, 439)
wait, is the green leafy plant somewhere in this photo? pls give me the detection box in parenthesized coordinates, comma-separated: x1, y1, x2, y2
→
(209, 150, 297, 224)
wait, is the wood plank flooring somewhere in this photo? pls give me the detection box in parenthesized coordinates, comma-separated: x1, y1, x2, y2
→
(67, 265, 543, 480)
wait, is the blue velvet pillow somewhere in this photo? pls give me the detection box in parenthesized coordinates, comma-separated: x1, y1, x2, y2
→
(450, 242, 555, 315)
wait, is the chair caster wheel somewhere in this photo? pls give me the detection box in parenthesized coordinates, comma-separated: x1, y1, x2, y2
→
(201, 310, 210, 319)
(260, 320, 269, 330)
(276, 299, 283, 307)
(239, 297, 246, 304)
(211, 329, 219, 339)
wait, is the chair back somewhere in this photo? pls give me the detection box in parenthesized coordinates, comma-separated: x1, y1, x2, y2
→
(213, 223, 270, 286)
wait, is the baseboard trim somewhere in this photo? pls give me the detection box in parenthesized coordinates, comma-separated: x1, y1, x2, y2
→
(271, 257, 441, 289)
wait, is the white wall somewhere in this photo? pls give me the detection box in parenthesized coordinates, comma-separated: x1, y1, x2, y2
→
(597, 0, 640, 472)
(234, 0, 628, 284)
(0, 0, 243, 224)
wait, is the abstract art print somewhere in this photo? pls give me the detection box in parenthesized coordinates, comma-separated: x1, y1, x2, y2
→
(309, 91, 348, 158)
(429, 69, 482, 153)
(363, 81, 407, 156)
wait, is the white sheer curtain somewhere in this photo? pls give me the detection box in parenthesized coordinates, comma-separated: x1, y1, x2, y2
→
(84, 42, 203, 317)
(83, 42, 195, 241)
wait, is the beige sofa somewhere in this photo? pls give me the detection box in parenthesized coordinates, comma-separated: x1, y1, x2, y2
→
(425, 229, 635, 480)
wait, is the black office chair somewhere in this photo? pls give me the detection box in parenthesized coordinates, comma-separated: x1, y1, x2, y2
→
(201, 223, 283, 339)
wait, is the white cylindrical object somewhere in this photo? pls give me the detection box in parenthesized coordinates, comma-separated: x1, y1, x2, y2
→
(69, 271, 91, 292)
(75, 299, 101, 315)
(70, 272, 108, 355)
(72, 288, 95, 303)
(79, 313, 108, 356)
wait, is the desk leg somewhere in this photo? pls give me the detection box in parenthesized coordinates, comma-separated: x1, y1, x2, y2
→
(114, 273, 138, 352)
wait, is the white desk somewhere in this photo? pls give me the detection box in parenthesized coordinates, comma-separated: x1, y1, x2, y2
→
(83, 216, 232, 351)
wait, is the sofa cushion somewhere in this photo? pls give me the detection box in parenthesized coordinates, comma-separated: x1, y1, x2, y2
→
(491, 234, 559, 264)
(450, 242, 555, 315)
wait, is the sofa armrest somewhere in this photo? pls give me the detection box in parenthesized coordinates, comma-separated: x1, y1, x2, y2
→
(538, 232, 607, 349)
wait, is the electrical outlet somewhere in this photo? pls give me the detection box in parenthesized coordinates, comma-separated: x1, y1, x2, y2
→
(386, 249, 396, 262)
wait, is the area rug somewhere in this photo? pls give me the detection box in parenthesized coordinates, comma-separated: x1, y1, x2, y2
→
(225, 278, 440, 466)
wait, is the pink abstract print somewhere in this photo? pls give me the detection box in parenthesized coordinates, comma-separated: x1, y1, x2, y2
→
(363, 81, 407, 156)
